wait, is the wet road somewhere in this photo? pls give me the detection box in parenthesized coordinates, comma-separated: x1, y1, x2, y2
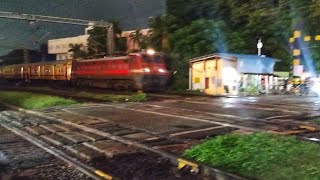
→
(2, 95, 320, 179)
(45, 95, 320, 137)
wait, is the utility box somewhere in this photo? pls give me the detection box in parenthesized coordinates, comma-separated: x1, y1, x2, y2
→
(189, 55, 239, 96)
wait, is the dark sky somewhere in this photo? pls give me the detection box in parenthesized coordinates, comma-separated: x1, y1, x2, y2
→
(0, 0, 166, 55)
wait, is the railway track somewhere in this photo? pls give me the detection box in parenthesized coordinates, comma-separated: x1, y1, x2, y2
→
(0, 108, 244, 180)
(0, 111, 118, 180)
(1, 84, 320, 179)
(1, 84, 319, 138)
(0, 114, 91, 179)
(60, 102, 318, 137)
(1, 84, 319, 141)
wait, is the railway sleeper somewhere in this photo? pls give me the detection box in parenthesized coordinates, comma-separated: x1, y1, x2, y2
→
(65, 144, 106, 162)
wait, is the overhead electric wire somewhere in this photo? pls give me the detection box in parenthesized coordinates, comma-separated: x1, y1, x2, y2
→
(0, 0, 94, 52)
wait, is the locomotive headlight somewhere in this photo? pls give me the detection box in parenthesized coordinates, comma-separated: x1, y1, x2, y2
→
(143, 68, 151, 72)
(146, 49, 155, 55)
(158, 68, 165, 73)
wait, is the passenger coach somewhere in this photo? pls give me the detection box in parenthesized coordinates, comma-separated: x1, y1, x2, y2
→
(0, 51, 169, 91)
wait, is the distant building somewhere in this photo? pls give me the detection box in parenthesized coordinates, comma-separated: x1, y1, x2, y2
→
(189, 54, 277, 96)
(48, 34, 89, 60)
(48, 27, 151, 60)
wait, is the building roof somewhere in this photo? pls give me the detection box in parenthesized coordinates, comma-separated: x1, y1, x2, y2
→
(189, 54, 237, 63)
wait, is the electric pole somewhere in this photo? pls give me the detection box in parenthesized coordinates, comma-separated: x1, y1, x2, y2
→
(107, 25, 114, 55)
(257, 38, 263, 56)
(23, 48, 29, 64)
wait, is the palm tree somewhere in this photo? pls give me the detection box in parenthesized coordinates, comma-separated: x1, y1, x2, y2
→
(129, 29, 143, 51)
(69, 43, 86, 59)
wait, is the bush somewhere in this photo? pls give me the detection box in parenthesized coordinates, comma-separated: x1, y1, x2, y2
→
(78, 91, 147, 102)
(183, 133, 320, 180)
(169, 75, 189, 91)
(0, 91, 77, 109)
(128, 93, 147, 102)
(244, 83, 261, 96)
(312, 118, 320, 125)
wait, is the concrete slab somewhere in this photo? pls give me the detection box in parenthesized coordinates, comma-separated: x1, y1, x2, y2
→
(87, 140, 138, 157)
(39, 124, 68, 133)
(65, 144, 105, 162)
(24, 126, 51, 135)
(78, 131, 106, 141)
(68, 106, 211, 133)
(57, 132, 91, 144)
(111, 129, 142, 136)
(123, 132, 156, 141)
(40, 134, 75, 146)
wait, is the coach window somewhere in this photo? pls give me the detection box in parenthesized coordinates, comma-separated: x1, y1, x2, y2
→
(142, 54, 151, 63)
(130, 56, 137, 63)
(154, 55, 161, 63)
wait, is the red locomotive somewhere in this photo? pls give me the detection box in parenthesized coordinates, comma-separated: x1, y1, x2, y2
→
(0, 51, 170, 91)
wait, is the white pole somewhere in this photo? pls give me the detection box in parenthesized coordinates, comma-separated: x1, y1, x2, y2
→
(257, 39, 263, 56)
(189, 68, 192, 90)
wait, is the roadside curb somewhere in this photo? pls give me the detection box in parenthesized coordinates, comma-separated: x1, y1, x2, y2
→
(0, 102, 247, 180)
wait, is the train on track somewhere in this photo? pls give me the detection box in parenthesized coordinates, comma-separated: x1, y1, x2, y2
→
(0, 51, 170, 91)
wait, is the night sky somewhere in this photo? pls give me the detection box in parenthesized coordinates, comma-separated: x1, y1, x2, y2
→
(0, 0, 166, 55)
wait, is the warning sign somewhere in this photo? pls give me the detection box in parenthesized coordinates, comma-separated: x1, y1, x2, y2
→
(194, 77, 200, 83)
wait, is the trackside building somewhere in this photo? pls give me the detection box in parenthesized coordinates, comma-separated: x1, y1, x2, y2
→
(189, 54, 277, 96)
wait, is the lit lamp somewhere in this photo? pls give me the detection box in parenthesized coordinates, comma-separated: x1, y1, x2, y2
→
(146, 49, 155, 55)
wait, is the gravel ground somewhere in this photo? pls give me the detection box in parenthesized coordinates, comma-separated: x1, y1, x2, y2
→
(95, 152, 204, 180)
(0, 126, 90, 180)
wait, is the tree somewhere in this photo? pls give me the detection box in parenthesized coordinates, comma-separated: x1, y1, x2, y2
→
(165, 0, 304, 71)
(163, 0, 320, 87)
(87, 20, 127, 57)
(68, 43, 87, 59)
(110, 19, 127, 52)
(148, 15, 177, 52)
(40, 43, 48, 61)
(0, 49, 43, 65)
(129, 29, 144, 51)
(168, 19, 247, 89)
(87, 27, 108, 57)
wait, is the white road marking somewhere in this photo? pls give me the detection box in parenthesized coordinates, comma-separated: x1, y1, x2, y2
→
(180, 100, 300, 114)
(169, 126, 226, 137)
(65, 103, 261, 132)
(131, 103, 254, 120)
(264, 115, 293, 120)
